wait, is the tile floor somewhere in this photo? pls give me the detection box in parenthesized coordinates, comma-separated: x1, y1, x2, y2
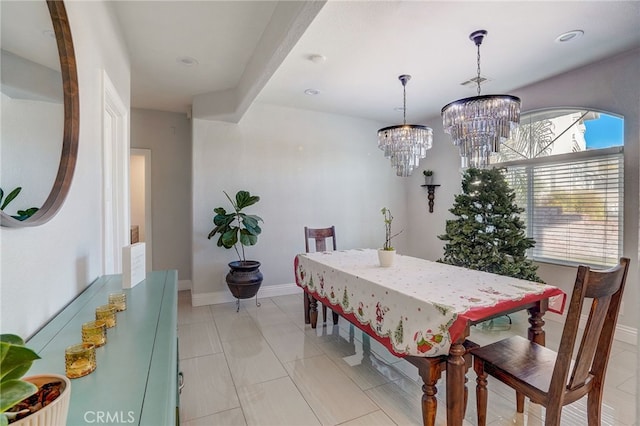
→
(177, 291, 637, 426)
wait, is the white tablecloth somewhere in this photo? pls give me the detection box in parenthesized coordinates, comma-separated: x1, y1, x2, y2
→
(295, 249, 565, 357)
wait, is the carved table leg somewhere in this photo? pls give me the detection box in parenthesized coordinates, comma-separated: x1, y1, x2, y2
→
(332, 310, 339, 325)
(527, 303, 547, 346)
(309, 297, 318, 329)
(446, 341, 467, 426)
(304, 293, 310, 324)
(407, 356, 443, 426)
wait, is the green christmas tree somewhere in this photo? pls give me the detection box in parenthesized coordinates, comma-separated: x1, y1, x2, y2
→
(438, 167, 543, 283)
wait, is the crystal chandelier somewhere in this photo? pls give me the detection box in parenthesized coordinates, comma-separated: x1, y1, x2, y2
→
(378, 75, 433, 177)
(441, 30, 521, 168)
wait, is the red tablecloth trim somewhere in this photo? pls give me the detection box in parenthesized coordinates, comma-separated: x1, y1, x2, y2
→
(296, 282, 410, 358)
(295, 256, 407, 356)
(448, 287, 566, 343)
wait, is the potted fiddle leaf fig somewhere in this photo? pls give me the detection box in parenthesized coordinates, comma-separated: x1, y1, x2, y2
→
(378, 207, 402, 267)
(1, 334, 71, 426)
(208, 190, 264, 305)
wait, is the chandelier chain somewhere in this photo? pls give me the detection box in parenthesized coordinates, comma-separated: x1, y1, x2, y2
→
(476, 43, 482, 96)
(403, 84, 407, 125)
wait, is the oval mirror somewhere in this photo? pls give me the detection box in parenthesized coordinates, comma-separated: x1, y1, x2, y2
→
(0, 0, 79, 227)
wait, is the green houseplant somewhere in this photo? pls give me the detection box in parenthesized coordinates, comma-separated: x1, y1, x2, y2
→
(0, 188, 38, 221)
(1, 334, 40, 424)
(1, 334, 71, 426)
(379, 207, 402, 267)
(208, 190, 264, 305)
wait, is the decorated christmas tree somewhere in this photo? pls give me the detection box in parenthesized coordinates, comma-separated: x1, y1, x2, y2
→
(438, 167, 543, 283)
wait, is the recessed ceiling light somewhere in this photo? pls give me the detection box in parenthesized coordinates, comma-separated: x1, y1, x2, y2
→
(307, 54, 326, 64)
(555, 30, 584, 43)
(304, 89, 320, 96)
(176, 56, 199, 67)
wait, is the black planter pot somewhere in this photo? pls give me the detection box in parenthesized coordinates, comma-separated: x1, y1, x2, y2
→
(226, 260, 263, 300)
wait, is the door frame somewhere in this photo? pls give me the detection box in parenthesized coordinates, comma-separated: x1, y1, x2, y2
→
(102, 71, 129, 274)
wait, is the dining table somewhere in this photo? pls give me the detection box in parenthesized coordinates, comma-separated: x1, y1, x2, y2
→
(294, 249, 566, 426)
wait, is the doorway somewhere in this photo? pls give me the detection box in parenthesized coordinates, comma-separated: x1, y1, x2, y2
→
(130, 148, 152, 273)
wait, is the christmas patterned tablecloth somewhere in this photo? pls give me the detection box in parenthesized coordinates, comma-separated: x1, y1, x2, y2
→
(295, 249, 565, 358)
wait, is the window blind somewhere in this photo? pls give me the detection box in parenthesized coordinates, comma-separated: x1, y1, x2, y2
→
(502, 148, 623, 267)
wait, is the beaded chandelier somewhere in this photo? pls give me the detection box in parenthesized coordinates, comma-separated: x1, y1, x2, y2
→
(441, 30, 521, 168)
(378, 75, 433, 177)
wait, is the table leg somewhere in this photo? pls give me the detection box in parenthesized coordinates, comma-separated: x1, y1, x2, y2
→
(446, 341, 467, 426)
(527, 303, 547, 345)
(309, 297, 318, 329)
(304, 293, 310, 324)
(407, 356, 443, 426)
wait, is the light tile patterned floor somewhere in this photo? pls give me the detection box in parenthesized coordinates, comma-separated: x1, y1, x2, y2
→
(178, 291, 637, 426)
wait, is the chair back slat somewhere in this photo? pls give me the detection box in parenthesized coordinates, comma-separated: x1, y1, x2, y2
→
(304, 226, 337, 253)
(568, 295, 611, 389)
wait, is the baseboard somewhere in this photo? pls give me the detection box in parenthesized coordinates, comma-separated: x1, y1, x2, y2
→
(546, 311, 637, 346)
(178, 280, 192, 292)
(191, 283, 300, 307)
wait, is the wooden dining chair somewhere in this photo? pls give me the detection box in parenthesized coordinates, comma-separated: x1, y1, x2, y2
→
(472, 257, 630, 426)
(303, 226, 339, 328)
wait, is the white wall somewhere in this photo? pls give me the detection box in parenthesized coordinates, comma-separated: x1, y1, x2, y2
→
(130, 109, 191, 281)
(192, 103, 407, 302)
(406, 49, 640, 333)
(0, 1, 130, 338)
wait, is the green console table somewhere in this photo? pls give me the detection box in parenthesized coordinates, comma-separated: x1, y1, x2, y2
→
(26, 270, 178, 426)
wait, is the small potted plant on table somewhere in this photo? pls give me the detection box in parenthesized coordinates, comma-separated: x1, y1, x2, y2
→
(378, 207, 402, 267)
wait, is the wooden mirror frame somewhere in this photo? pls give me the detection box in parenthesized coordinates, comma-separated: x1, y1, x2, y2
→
(1, 0, 79, 228)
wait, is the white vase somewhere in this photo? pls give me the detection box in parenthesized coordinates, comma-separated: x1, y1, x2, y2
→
(12, 374, 71, 426)
(378, 249, 396, 267)
(424, 176, 433, 185)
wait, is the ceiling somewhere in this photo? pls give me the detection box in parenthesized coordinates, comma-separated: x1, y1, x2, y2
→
(110, 1, 640, 125)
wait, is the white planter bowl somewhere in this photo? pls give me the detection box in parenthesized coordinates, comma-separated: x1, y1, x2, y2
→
(12, 374, 71, 426)
(377, 249, 396, 267)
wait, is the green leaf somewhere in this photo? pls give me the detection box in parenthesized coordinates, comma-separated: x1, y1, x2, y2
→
(0, 342, 40, 382)
(221, 228, 239, 248)
(0, 379, 38, 412)
(1, 413, 8, 426)
(241, 215, 263, 236)
(0, 334, 25, 346)
(235, 191, 260, 210)
(239, 229, 258, 246)
(15, 207, 38, 221)
(0, 187, 21, 211)
(213, 213, 234, 227)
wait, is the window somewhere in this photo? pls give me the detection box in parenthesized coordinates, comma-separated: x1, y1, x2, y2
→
(491, 109, 624, 267)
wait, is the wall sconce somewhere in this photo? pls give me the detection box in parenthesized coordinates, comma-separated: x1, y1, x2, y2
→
(420, 184, 440, 213)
